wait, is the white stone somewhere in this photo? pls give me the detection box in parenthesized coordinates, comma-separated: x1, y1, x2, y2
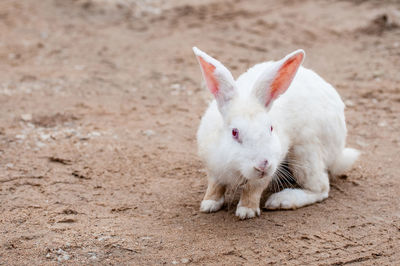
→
(378, 121, 387, 127)
(21, 114, 32, 121)
(170, 83, 181, 90)
(16, 134, 26, 140)
(344, 100, 355, 107)
(90, 131, 101, 137)
(97, 235, 111, 241)
(356, 139, 368, 147)
(36, 141, 46, 148)
(40, 133, 51, 141)
(143, 129, 155, 137)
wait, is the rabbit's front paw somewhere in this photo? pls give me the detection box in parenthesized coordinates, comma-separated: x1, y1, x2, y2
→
(235, 206, 260, 219)
(200, 197, 224, 213)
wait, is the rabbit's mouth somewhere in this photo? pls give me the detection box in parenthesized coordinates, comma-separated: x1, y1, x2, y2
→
(253, 167, 267, 179)
(253, 163, 274, 179)
(247, 167, 274, 181)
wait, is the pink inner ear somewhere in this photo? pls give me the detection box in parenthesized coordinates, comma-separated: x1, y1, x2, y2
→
(198, 56, 219, 96)
(267, 53, 303, 106)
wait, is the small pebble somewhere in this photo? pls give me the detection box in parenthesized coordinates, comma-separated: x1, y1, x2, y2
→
(378, 121, 387, 127)
(170, 83, 181, 90)
(21, 113, 32, 121)
(57, 254, 70, 262)
(88, 252, 97, 260)
(372, 71, 383, 78)
(56, 248, 65, 254)
(89, 131, 101, 137)
(16, 134, 26, 140)
(97, 235, 111, 241)
(36, 141, 46, 148)
(40, 133, 51, 141)
(56, 248, 70, 262)
(356, 139, 368, 147)
(143, 129, 155, 137)
(344, 100, 355, 107)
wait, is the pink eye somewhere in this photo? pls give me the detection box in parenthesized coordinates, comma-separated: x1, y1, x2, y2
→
(270, 126, 273, 132)
(232, 128, 239, 140)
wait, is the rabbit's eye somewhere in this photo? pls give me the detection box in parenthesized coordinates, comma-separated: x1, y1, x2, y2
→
(232, 128, 239, 140)
(270, 126, 273, 132)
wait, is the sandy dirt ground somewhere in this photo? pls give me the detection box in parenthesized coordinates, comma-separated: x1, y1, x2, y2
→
(0, 0, 400, 264)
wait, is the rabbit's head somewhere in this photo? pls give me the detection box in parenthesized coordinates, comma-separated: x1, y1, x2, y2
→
(193, 47, 304, 180)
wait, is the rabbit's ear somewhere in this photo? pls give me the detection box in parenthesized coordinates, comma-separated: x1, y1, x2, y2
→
(193, 47, 236, 113)
(254, 50, 305, 109)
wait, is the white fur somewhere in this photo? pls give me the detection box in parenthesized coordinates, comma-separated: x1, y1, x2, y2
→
(265, 188, 328, 210)
(236, 205, 260, 220)
(200, 197, 224, 213)
(194, 48, 359, 217)
(329, 148, 360, 176)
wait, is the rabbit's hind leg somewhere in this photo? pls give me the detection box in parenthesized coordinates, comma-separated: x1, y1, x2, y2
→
(264, 145, 330, 210)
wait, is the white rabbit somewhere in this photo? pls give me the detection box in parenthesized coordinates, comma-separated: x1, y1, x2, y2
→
(193, 47, 360, 219)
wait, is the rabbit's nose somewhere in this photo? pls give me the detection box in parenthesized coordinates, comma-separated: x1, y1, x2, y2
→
(254, 160, 269, 173)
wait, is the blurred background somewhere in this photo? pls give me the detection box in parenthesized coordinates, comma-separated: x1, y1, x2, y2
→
(0, 0, 399, 264)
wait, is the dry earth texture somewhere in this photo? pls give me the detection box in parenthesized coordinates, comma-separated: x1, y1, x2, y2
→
(0, 0, 400, 265)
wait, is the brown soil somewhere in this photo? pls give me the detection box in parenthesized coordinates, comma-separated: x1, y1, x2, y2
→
(1, 0, 400, 265)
